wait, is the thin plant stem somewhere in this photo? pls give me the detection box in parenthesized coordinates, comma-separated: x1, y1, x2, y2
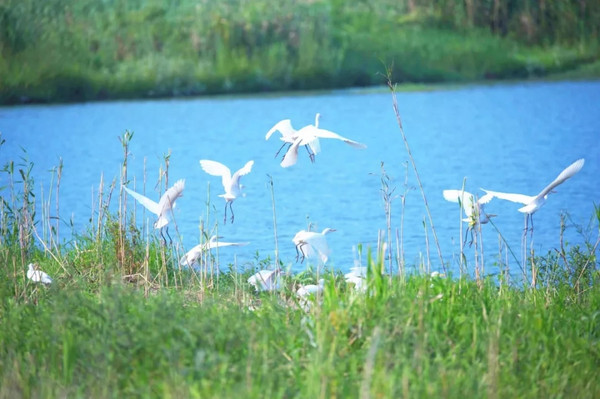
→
(267, 175, 280, 269)
(386, 74, 445, 271)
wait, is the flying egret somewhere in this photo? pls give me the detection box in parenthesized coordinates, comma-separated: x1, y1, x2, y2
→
(292, 228, 336, 264)
(199, 159, 254, 224)
(27, 263, 53, 285)
(248, 269, 282, 292)
(442, 189, 496, 245)
(123, 179, 185, 242)
(482, 158, 585, 232)
(266, 113, 321, 162)
(278, 113, 367, 168)
(180, 235, 249, 267)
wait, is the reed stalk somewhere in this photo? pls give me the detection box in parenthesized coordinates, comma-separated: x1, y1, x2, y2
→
(386, 73, 445, 272)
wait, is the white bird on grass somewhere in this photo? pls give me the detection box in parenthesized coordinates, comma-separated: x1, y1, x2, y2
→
(123, 179, 185, 242)
(278, 113, 367, 168)
(296, 279, 325, 311)
(296, 279, 325, 298)
(27, 263, 53, 285)
(482, 158, 585, 233)
(199, 159, 254, 224)
(442, 189, 496, 245)
(344, 265, 367, 292)
(248, 269, 282, 292)
(292, 227, 336, 264)
(180, 235, 249, 267)
(266, 113, 321, 162)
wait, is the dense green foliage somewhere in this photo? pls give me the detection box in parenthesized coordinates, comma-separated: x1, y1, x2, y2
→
(1, 0, 599, 104)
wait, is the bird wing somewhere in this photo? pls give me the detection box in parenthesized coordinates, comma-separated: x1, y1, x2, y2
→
(266, 119, 296, 141)
(481, 189, 535, 205)
(442, 189, 475, 217)
(310, 128, 367, 149)
(123, 186, 160, 215)
(281, 137, 301, 168)
(180, 243, 204, 266)
(302, 233, 330, 263)
(158, 179, 185, 214)
(200, 160, 232, 190)
(536, 158, 585, 199)
(213, 241, 250, 249)
(230, 160, 254, 188)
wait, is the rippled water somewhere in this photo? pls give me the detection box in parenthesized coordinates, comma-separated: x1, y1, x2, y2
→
(1, 80, 599, 275)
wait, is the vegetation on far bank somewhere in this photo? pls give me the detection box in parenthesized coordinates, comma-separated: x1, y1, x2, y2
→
(1, 0, 599, 104)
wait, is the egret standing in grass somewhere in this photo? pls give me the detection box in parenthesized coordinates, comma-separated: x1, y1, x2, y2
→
(199, 160, 254, 224)
(280, 114, 366, 168)
(482, 158, 585, 234)
(442, 189, 495, 245)
(180, 235, 249, 267)
(123, 179, 185, 242)
(292, 227, 336, 264)
(27, 263, 53, 285)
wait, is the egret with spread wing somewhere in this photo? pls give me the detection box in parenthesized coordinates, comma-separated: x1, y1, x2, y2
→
(199, 160, 254, 224)
(281, 117, 366, 168)
(180, 235, 249, 267)
(292, 227, 336, 264)
(442, 189, 495, 245)
(482, 158, 584, 233)
(123, 179, 185, 242)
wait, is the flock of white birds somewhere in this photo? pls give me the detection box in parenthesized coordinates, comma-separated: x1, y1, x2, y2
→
(25, 113, 585, 303)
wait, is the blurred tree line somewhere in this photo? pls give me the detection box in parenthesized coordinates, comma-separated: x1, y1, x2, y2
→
(0, 0, 597, 103)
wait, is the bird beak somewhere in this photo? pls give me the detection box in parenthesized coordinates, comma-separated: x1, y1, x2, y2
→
(488, 214, 497, 218)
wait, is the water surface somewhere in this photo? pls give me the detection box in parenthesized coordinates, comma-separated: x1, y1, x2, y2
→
(1, 80, 599, 276)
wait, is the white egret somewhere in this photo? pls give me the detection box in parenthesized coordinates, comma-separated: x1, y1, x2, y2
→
(180, 235, 249, 267)
(482, 158, 585, 232)
(296, 279, 325, 298)
(123, 179, 185, 241)
(296, 279, 325, 311)
(27, 263, 53, 285)
(199, 159, 254, 224)
(278, 113, 366, 168)
(442, 189, 495, 245)
(265, 113, 321, 162)
(344, 266, 366, 292)
(292, 228, 336, 264)
(248, 269, 282, 292)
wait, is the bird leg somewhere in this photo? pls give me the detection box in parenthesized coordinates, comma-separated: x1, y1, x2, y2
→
(304, 145, 315, 163)
(223, 202, 228, 224)
(463, 226, 475, 248)
(160, 228, 168, 245)
(295, 243, 307, 263)
(274, 142, 291, 159)
(229, 202, 235, 224)
(165, 227, 173, 244)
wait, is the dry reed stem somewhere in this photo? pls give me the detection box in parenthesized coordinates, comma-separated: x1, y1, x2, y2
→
(386, 76, 445, 272)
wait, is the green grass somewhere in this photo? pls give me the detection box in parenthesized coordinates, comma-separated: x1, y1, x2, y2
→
(1, 262, 599, 398)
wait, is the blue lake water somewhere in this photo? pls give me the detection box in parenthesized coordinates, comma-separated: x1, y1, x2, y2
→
(1, 80, 599, 277)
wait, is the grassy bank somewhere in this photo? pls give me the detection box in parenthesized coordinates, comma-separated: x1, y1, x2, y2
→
(1, 0, 599, 104)
(2, 269, 600, 398)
